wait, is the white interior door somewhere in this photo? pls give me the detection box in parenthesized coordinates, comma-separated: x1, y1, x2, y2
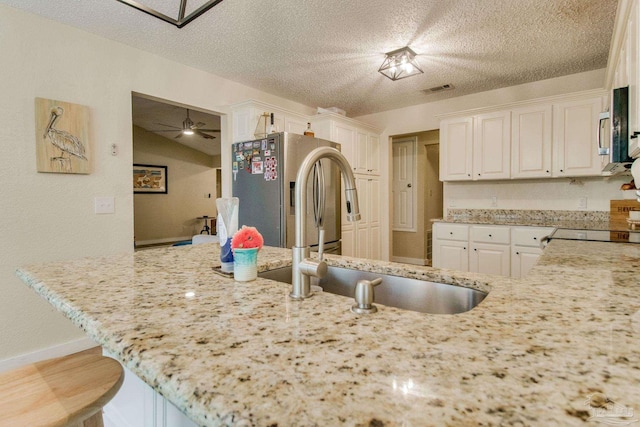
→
(392, 137, 416, 231)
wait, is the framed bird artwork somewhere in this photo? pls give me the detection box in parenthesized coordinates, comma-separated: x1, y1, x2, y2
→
(35, 97, 91, 174)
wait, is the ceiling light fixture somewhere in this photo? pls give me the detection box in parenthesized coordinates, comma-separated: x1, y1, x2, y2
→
(116, 0, 223, 29)
(378, 47, 424, 81)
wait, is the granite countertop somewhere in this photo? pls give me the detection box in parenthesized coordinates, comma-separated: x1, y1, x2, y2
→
(16, 242, 640, 426)
(433, 209, 617, 230)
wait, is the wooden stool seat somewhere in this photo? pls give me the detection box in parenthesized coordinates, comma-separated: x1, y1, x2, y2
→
(0, 352, 124, 427)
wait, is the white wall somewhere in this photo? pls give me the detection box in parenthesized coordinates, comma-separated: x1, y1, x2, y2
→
(133, 126, 218, 245)
(0, 4, 314, 362)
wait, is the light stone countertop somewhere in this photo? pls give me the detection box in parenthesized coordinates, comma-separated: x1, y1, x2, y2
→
(433, 208, 615, 230)
(15, 241, 640, 426)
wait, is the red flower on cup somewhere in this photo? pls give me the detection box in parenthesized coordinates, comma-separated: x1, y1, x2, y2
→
(231, 226, 264, 251)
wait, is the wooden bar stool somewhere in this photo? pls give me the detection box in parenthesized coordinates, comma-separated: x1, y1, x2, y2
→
(0, 351, 124, 427)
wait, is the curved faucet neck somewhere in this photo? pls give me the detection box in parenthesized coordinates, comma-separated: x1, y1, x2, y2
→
(294, 147, 359, 248)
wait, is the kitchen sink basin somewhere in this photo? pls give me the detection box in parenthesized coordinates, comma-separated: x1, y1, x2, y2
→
(259, 266, 487, 314)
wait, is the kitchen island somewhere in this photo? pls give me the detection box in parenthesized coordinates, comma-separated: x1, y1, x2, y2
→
(16, 241, 640, 426)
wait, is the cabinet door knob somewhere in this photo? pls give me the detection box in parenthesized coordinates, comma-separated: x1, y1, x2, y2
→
(407, 183, 412, 188)
(488, 234, 492, 237)
(546, 170, 550, 173)
(533, 237, 537, 240)
(474, 248, 477, 251)
(516, 251, 520, 255)
(560, 169, 564, 173)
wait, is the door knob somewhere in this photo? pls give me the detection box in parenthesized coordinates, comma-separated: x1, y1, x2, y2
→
(407, 183, 412, 188)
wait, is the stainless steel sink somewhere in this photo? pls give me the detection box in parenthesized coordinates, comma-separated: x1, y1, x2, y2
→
(259, 266, 487, 314)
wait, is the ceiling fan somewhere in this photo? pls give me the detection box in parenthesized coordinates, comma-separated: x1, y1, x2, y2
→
(152, 109, 219, 139)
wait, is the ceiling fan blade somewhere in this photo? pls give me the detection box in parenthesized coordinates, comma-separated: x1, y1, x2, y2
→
(154, 122, 180, 129)
(175, 132, 183, 139)
(191, 121, 206, 129)
(196, 129, 221, 132)
(149, 129, 182, 132)
(195, 130, 216, 139)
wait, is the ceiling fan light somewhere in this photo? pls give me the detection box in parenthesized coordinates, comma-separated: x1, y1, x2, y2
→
(183, 129, 194, 135)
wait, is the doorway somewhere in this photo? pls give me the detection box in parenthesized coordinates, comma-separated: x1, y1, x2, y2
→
(131, 94, 223, 247)
(391, 130, 443, 265)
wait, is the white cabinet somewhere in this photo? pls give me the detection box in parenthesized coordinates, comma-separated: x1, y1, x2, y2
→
(468, 225, 510, 276)
(230, 100, 309, 142)
(103, 356, 197, 427)
(432, 223, 469, 271)
(552, 96, 606, 177)
(439, 90, 608, 181)
(356, 131, 380, 175)
(511, 104, 553, 178)
(343, 176, 380, 259)
(312, 114, 380, 174)
(439, 112, 510, 181)
(510, 226, 555, 278)
(312, 114, 382, 260)
(439, 117, 473, 181)
(433, 223, 554, 278)
(473, 111, 511, 180)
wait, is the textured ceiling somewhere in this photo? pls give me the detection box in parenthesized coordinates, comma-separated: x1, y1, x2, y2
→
(1, 0, 617, 118)
(132, 96, 222, 156)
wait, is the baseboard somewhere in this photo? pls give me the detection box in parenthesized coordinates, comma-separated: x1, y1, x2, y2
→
(136, 236, 192, 246)
(391, 256, 428, 266)
(0, 336, 97, 373)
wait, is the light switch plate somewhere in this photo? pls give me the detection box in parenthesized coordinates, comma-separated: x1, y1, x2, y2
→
(95, 196, 115, 214)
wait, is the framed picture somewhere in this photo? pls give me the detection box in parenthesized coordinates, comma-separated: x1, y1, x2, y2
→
(35, 97, 91, 174)
(133, 164, 167, 194)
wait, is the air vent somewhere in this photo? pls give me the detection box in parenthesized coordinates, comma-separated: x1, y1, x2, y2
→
(423, 84, 455, 94)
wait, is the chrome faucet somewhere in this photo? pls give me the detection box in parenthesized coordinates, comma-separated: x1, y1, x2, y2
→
(290, 147, 361, 300)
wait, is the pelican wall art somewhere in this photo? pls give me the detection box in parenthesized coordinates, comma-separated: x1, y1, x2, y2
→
(35, 97, 91, 174)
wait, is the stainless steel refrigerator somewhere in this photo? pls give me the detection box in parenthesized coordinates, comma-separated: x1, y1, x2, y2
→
(231, 132, 341, 253)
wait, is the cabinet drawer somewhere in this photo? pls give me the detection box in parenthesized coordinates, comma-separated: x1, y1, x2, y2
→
(470, 225, 510, 244)
(511, 227, 555, 247)
(434, 223, 469, 241)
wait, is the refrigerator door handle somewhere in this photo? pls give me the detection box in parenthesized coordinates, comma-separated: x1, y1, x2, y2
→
(312, 161, 326, 228)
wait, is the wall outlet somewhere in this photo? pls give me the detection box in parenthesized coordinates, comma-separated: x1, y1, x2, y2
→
(95, 196, 115, 214)
(491, 196, 497, 207)
(578, 197, 587, 209)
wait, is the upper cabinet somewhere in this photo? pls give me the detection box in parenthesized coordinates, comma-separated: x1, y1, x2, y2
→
(231, 100, 309, 143)
(552, 95, 606, 177)
(438, 90, 607, 181)
(311, 114, 381, 175)
(439, 117, 473, 181)
(473, 110, 511, 180)
(511, 104, 552, 179)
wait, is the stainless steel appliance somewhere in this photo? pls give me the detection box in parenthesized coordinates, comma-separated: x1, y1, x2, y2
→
(599, 86, 633, 175)
(231, 132, 341, 252)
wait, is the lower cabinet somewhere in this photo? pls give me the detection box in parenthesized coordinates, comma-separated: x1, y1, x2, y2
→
(103, 359, 197, 427)
(433, 239, 468, 271)
(433, 222, 554, 278)
(511, 247, 544, 278)
(510, 226, 555, 278)
(470, 242, 510, 276)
